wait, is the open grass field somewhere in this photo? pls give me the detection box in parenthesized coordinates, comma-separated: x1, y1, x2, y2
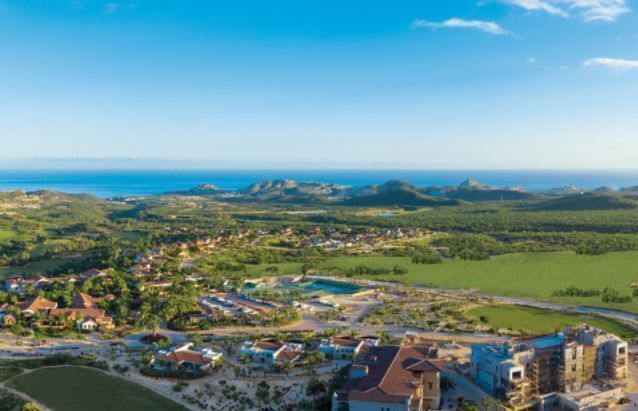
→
(246, 262, 304, 277)
(112, 230, 148, 241)
(9, 366, 186, 411)
(467, 304, 637, 339)
(325, 252, 638, 313)
(249, 251, 638, 313)
(0, 251, 96, 278)
(0, 229, 17, 241)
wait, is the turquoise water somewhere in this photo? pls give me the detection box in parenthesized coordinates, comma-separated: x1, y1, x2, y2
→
(242, 278, 362, 297)
(1, 169, 638, 198)
(301, 279, 362, 294)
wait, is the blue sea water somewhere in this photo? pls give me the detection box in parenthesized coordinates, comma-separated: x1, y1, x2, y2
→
(1, 169, 638, 198)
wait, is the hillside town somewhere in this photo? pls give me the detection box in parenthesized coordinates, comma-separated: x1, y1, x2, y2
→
(0, 240, 637, 411)
(1, 198, 638, 411)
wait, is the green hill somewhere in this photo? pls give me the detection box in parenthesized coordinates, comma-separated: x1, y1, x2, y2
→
(341, 188, 460, 207)
(241, 180, 347, 199)
(530, 193, 638, 211)
(441, 187, 540, 201)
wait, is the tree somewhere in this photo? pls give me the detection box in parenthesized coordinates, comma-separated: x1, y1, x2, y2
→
(188, 332, 203, 346)
(306, 378, 327, 396)
(256, 380, 270, 403)
(138, 295, 162, 337)
(482, 397, 497, 411)
(458, 402, 479, 411)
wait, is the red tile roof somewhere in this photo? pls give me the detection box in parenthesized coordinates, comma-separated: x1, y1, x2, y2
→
(406, 358, 445, 373)
(156, 350, 213, 365)
(49, 308, 112, 324)
(17, 296, 58, 313)
(275, 350, 303, 363)
(79, 268, 107, 280)
(254, 341, 284, 351)
(336, 346, 444, 404)
(72, 293, 103, 309)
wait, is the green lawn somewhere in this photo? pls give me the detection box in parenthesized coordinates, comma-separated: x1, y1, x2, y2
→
(0, 229, 17, 241)
(9, 366, 186, 411)
(112, 230, 148, 242)
(247, 251, 638, 313)
(467, 304, 637, 340)
(0, 252, 95, 279)
(318, 252, 638, 313)
(246, 262, 304, 277)
(30, 239, 74, 259)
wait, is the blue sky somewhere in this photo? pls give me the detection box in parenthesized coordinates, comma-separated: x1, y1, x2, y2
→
(0, 0, 637, 169)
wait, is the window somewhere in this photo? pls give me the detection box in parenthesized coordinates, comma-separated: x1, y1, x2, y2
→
(428, 382, 433, 390)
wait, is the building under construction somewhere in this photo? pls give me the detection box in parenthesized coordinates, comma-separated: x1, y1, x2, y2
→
(471, 325, 628, 410)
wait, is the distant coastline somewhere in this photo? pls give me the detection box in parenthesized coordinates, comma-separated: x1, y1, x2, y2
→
(2, 169, 638, 198)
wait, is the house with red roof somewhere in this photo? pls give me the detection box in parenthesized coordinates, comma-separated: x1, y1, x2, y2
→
(332, 345, 445, 411)
(240, 340, 305, 365)
(78, 268, 108, 282)
(151, 343, 222, 376)
(319, 336, 378, 359)
(17, 296, 58, 316)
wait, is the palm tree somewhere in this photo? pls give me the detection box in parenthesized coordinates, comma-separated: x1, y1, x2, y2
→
(139, 296, 162, 338)
(302, 331, 314, 345)
(279, 361, 293, 374)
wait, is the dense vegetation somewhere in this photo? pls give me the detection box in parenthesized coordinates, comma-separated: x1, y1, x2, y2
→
(3, 180, 638, 314)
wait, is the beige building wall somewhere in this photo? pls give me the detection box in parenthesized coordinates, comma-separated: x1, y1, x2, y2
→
(422, 371, 440, 409)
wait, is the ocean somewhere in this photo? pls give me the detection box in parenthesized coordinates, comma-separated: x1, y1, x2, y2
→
(1, 169, 638, 198)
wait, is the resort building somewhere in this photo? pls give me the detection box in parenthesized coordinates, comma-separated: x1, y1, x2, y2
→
(152, 343, 222, 376)
(48, 307, 114, 331)
(319, 336, 377, 359)
(72, 292, 104, 309)
(4, 278, 34, 294)
(470, 325, 628, 410)
(17, 296, 58, 316)
(78, 268, 108, 282)
(274, 349, 304, 366)
(332, 345, 445, 411)
(239, 340, 304, 365)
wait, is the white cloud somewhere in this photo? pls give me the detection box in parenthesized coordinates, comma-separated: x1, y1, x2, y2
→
(502, 0, 630, 22)
(571, 0, 630, 22)
(411, 18, 510, 35)
(583, 57, 638, 69)
(503, 0, 569, 16)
